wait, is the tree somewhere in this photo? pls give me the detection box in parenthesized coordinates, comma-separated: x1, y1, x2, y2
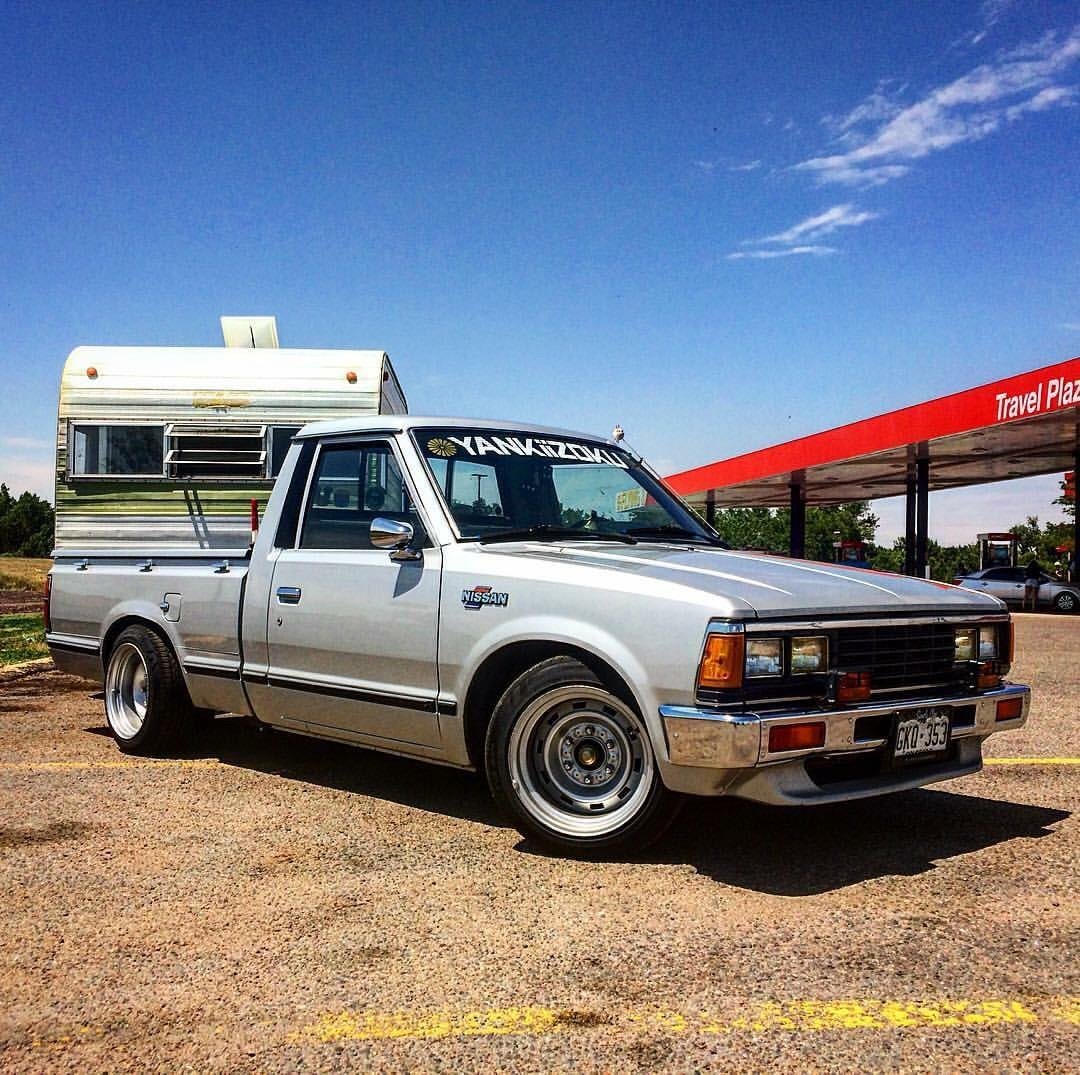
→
(0, 485, 55, 558)
(1053, 472, 1074, 520)
(709, 502, 879, 559)
(1008, 515, 1073, 572)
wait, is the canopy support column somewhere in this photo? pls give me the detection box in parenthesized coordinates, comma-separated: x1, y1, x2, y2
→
(789, 479, 806, 560)
(1073, 443, 1079, 582)
(904, 463, 917, 577)
(915, 456, 930, 579)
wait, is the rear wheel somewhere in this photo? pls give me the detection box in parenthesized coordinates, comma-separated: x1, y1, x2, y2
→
(485, 656, 680, 855)
(104, 626, 194, 753)
(1053, 590, 1078, 613)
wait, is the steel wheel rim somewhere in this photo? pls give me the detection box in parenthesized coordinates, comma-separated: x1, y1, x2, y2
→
(508, 684, 654, 838)
(106, 643, 149, 740)
(1057, 592, 1076, 611)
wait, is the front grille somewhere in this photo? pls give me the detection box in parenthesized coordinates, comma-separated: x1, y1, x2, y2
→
(835, 623, 956, 694)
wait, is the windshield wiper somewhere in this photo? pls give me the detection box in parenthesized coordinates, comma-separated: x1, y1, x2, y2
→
(625, 524, 726, 546)
(475, 526, 637, 545)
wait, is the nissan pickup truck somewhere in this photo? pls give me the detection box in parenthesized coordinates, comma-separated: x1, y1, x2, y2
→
(46, 417, 1031, 854)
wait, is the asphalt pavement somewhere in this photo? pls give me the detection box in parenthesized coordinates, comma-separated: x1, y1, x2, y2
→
(0, 613, 1076, 1072)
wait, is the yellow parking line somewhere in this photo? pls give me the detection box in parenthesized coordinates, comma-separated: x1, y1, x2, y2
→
(0, 759, 222, 772)
(291, 996, 1079, 1044)
(984, 757, 1080, 766)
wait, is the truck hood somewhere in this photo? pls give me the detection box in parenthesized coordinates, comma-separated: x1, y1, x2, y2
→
(478, 542, 1005, 620)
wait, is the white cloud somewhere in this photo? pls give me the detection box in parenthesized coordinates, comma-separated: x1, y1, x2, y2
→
(2, 436, 51, 451)
(754, 203, 880, 246)
(0, 457, 54, 502)
(727, 245, 837, 260)
(692, 159, 717, 172)
(728, 159, 762, 172)
(797, 27, 1080, 186)
(955, 0, 1017, 50)
(825, 84, 906, 135)
(728, 203, 877, 261)
(1062, 321, 1080, 331)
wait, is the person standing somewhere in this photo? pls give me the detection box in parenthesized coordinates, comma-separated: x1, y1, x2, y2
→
(1023, 558, 1043, 610)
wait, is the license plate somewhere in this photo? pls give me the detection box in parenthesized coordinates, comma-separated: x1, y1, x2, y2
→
(893, 707, 951, 760)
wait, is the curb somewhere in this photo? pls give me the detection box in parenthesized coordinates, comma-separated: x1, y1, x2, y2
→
(0, 657, 55, 682)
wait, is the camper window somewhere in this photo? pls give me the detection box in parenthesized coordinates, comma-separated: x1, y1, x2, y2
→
(70, 424, 165, 477)
(165, 424, 267, 478)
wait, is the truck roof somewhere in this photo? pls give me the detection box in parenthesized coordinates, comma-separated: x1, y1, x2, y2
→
(295, 414, 623, 447)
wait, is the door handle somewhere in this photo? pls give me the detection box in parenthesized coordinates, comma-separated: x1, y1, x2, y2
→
(276, 586, 302, 605)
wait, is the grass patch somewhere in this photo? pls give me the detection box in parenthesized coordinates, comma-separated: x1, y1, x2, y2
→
(0, 557, 52, 592)
(0, 612, 48, 667)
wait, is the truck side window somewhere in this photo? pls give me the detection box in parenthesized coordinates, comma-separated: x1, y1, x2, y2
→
(299, 441, 421, 550)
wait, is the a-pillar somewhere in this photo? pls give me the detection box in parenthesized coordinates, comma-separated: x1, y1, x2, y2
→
(789, 477, 806, 559)
(705, 489, 716, 528)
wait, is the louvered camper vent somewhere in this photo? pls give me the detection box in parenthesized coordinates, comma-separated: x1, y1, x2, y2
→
(164, 423, 268, 477)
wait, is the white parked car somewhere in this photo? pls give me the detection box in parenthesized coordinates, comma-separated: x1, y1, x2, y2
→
(957, 567, 1079, 613)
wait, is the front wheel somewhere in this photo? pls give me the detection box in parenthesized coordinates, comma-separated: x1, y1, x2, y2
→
(104, 625, 195, 753)
(1053, 590, 1078, 613)
(485, 656, 680, 855)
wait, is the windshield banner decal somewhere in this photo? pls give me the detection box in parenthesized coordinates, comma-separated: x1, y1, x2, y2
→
(427, 433, 629, 469)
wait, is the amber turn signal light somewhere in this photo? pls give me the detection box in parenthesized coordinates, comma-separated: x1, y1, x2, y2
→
(837, 671, 871, 703)
(769, 721, 826, 753)
(697, 633, 744, 690)
(977, 662, 1001, 691)
(995, 697, 1023, 722)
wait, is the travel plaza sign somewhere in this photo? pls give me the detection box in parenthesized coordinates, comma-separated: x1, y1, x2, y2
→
(995, 370, 1079, 422)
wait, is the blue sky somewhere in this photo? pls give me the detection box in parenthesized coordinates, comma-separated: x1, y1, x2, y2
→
(1, 0, 1076, 543)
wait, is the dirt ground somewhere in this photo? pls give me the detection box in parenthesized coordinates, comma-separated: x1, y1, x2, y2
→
(0, 614, 1076, 1072)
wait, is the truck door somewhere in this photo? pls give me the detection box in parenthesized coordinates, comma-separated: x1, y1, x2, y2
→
(264, 436, 442, 747)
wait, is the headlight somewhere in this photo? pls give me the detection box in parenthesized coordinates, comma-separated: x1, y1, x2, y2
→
(746, 638, 782, 677)
(978, 626, 998, 660)
(954, 628, 977, 662)
(791, 635, 828, 673)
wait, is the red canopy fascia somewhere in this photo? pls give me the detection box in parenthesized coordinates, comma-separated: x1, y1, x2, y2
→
(667, 356, 1080, 498)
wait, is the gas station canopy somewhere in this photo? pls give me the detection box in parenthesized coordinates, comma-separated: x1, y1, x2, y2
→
(665, 356, 1079, 575)
(667, 357, 1079, 508)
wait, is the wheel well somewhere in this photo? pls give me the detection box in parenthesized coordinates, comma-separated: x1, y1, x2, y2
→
(462, 641, 637, 771)
(101, 616, 174, 670)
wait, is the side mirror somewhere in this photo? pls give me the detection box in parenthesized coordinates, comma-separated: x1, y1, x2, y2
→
(370, 517, 422, 562)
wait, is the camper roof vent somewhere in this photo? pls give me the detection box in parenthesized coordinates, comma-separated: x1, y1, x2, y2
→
(221, 316, 279, 348)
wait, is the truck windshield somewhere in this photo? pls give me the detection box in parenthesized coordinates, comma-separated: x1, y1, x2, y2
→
(414, 427, 723, 545)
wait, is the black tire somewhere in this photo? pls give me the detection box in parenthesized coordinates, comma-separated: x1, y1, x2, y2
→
(484, 656, 681, 856)
(1053, 590, 1078, 613)
(104, 625, 195, 754)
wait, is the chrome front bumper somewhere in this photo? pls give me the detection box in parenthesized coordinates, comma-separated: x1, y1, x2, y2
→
(658, 684, 1030, 802)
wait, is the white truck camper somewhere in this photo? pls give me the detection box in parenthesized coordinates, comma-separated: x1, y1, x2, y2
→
(54, 317, 406, 552)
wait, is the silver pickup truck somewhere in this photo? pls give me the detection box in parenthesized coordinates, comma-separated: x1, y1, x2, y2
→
(46, 417, 1030, 853)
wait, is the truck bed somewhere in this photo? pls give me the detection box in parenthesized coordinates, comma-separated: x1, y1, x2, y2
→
(47, 550, 252, 716)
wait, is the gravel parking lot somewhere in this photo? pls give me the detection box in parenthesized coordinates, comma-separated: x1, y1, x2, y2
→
(1, 613, 1076, 1073)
